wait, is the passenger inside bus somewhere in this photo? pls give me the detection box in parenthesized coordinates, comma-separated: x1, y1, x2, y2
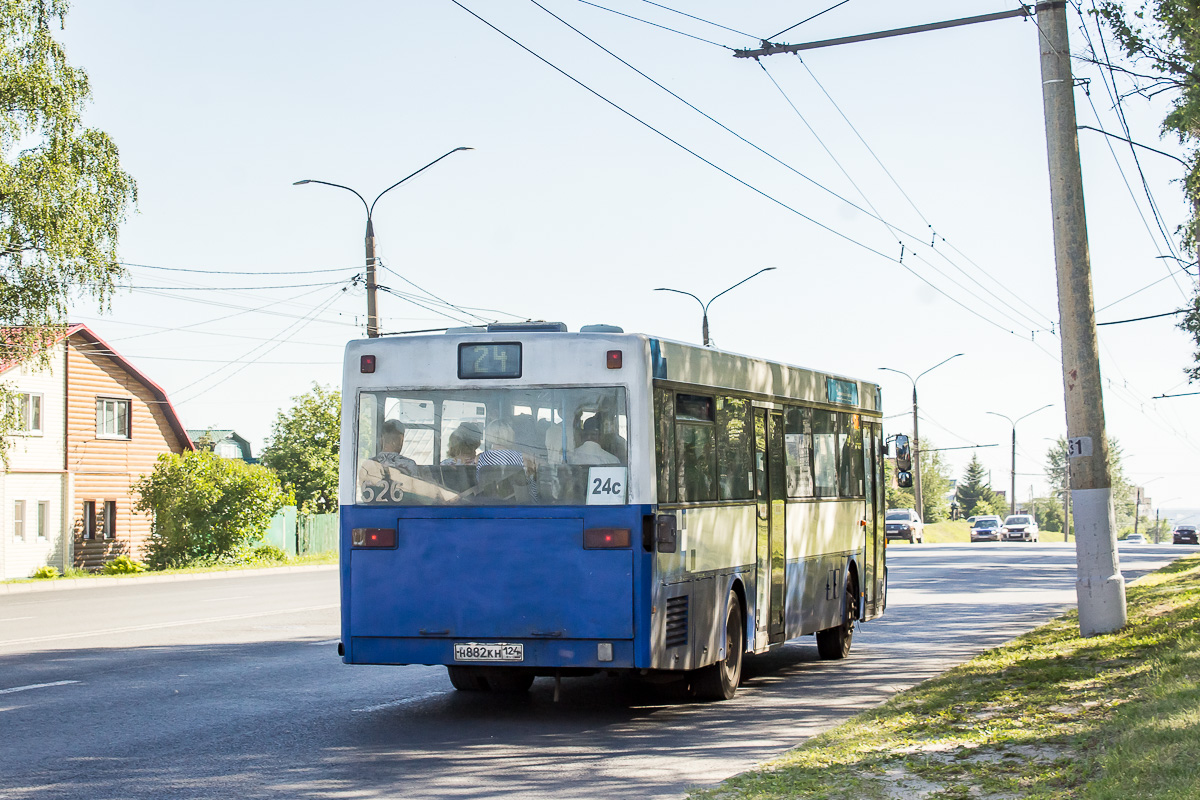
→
(476, 419, 539, 501)
(567, 415, 620, 465)
(440, 423, 482, 466)
(372, 419, 418, 473)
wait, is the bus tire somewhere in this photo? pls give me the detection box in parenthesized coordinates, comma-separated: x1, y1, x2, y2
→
(447, 665, 491, 691)
(816, 576, 857, 660)
(693, 591, 744, 701)
(485, 669, 535, 693)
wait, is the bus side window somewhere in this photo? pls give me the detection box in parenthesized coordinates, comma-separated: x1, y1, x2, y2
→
(716, 396, 753, 501)
(675, 393, 716, 503)
(838, 412, 865, 498)
(654, 388, 674, 503)
(784, 406, 815, 498)
(812, 410, 839, 497)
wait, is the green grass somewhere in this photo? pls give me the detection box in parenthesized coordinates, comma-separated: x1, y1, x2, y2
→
(2, 551, 338, 585)
(689, 553, 1200, 800)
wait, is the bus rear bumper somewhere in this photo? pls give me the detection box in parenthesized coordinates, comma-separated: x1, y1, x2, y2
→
(346, 636, 637, 669)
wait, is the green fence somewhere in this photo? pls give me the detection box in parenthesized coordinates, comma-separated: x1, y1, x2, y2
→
(258, 507, 338, 556)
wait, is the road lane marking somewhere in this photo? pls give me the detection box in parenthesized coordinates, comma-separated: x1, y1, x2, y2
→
(0, 604, 338, 647)
(200, 595, 252, 603)
(0, 680, 79, 695)
(309, 639, 340, 646)
(0, 617, 35, 622)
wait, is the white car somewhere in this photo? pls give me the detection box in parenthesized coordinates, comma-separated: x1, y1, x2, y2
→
(1124, 533, 1146, 545)
(1002, 514, 1039, 542)
(885, 509, 924, 543)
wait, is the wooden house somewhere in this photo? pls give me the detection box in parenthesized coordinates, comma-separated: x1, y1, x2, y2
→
(2, 324, 193, 577)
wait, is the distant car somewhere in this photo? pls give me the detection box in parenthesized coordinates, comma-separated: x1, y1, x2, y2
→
(1002, 514, 1039, 542)
(970, 515, 1004, 542)
(885, 509, 924, 543)
(1124, 533, 1146, 545)
(1173, 525, 1198, 545)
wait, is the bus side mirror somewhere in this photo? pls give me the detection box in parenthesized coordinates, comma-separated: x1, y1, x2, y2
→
(894, 434, 912, 472)
(897, 470, 913, 488)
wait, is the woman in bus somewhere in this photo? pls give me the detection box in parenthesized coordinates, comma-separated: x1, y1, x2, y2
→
(476, 419, 539, 500)
(441, 423, 482, 466)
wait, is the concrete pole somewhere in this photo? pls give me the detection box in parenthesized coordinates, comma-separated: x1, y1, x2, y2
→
(1009, 426, 1017, 516)
(912, 384, 923, 521)
(1037, 0, 1126, 635)
(1063, 454, 1071, 541)
(365, 217, 379, 338)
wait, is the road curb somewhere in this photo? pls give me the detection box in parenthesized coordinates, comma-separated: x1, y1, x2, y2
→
(0, 564, 338, 596)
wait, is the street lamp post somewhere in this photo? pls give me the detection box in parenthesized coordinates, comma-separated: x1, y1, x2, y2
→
(294, 146, 473, 338)
(986, 405, 1052, 516)
(879, 354, 963, 522)
(655, 268, 776, 346)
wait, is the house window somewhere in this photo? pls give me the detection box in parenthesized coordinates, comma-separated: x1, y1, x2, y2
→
(103, 501, 117, 540)
(96, 398, 131, 439)
(82, 501, 96, 540)
(11, 393, 42, 434)
(13, 500, 25, 541)
(37, 502, 49, 540)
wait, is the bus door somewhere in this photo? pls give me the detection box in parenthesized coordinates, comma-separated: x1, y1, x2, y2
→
(862, 422, 883, 617)
(754, 409, 787, 646)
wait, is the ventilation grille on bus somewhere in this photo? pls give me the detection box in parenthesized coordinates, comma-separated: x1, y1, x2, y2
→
(665, 596, 689, 648)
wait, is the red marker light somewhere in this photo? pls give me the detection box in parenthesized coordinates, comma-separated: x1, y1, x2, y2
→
(606, 350, 623, 369)
(360, 355, 376, 373)
(584, 527, 631, 549)
(351, 528, 396, 548)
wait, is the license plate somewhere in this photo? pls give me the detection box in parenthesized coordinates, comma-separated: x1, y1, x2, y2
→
(453, 642, 524, 662)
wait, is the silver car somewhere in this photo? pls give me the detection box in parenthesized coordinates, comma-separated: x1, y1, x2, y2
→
(1002, 514, 1039, 542)
(885, 508, 924, 543)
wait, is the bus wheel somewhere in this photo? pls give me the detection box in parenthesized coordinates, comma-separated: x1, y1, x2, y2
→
(485, 669, 535, 693)
(693, 592, 744, 701)
(816, 577, 858, 660)
(447, 666, 491, 691)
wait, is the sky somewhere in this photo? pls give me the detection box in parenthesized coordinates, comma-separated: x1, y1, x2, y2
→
(46, 0, 1200, 523)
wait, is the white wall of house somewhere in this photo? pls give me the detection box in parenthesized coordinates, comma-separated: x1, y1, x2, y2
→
(3, 345, 69, 579)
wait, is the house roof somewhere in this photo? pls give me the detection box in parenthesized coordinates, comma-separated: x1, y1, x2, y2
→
(3, 323, 194, 450)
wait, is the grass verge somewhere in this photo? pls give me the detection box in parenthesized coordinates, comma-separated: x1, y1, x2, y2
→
(1, 551, 338, 585)
(689, 553, 1200, 800)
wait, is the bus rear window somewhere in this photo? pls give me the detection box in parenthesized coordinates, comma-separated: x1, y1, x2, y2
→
(355, 386, 628, 506)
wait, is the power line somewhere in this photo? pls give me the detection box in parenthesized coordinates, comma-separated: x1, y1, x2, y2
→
(638, 0, 756, 39)
(119, 261, 357, 276)
(765, 1, 852, 43)
(572, 0, 735, 49)
(1096, 309, 1186, 326)
(114, 279, 353, 291)
(510, 0, 1030, 337)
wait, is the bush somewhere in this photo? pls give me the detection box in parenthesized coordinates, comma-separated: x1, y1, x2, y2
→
(135, 451, 290, 569)
(101, 555, 147, 575)
(31, 565, 59, 579)
(251, 544, 288, 563)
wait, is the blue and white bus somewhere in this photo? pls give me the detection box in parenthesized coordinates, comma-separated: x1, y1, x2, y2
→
(338, 322, 886, 700)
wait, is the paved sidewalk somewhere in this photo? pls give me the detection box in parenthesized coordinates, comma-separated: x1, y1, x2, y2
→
(0, 563, 338, 596)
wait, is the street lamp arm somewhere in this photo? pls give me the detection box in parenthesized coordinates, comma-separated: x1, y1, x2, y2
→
(916, 352, 964, 384)
(368, 146, 474, 218)
(703, 267, 776, 312)
(877, 366, 914, 385)
(654, 287, 705, 312)
(293, 179, 369, 217)
(1016, 403, 1053, 425)
(985, 410, 1014, 426)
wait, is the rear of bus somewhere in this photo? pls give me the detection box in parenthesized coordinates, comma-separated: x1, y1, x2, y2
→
(338, 325, 653, 688)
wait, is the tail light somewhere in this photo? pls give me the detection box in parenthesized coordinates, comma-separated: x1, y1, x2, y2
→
(584, 527, 631, 549)
(352, 528, 396, 548)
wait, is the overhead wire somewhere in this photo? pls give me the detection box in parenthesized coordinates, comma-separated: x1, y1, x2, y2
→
(790, 53, 1059, 331)
(764, 0, 852, 43)
(119, 260, 358, 276)
(572, 0, 735, 49)
(638, 0, 756, 39)
(507, 0, 1030, 338)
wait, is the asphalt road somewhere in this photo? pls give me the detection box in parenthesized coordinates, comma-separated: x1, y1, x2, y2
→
(1, 542, 1193, 800)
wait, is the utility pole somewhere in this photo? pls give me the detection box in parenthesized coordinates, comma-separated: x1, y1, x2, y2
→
(1063, 454, 1071, 542)
(912, 384, 922, 520)
(1037, 0, 1125, 635)
(1133, 487, 1142, 538)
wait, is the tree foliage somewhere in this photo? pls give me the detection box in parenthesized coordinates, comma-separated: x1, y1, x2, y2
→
(134, 451, 289, 569)
(1095, 1, 1200, 377)
(0, 0, 136, 427)
(955, 453, 1001, 518)
(1043, 435, 1134, 528)
(918, 440, 953, 522)
(260, 383, 341, 514)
